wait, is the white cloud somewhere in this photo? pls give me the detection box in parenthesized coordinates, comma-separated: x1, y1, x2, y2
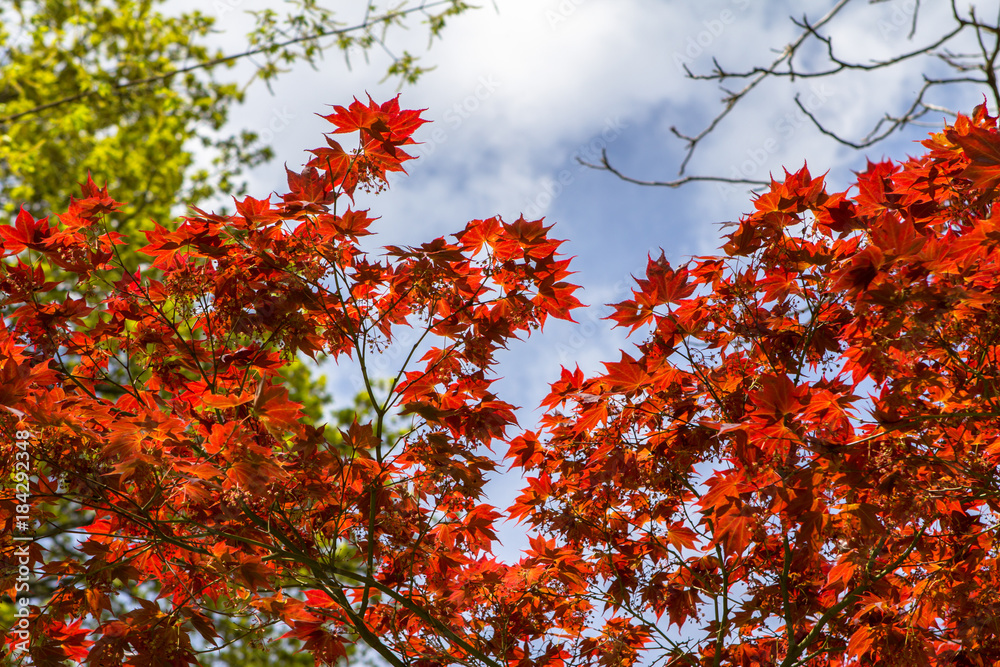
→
(177, 0, 980, 413)
(164, 0, 996, 556)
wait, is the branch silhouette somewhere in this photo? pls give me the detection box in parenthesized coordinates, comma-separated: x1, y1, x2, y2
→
(590, 0, 1000, 190)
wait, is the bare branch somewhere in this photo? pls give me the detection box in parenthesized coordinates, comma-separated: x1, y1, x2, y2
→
(589, 0, 1000, 192)
(791, 75, 975, 149)
(577, 149, 768, 189)
(670, 0, 853, 176)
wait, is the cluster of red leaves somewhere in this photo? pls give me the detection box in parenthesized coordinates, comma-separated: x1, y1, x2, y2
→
(510, 103, 1000, 666)
(0, 95, 584, 667)
(8, 93, 1000, 667)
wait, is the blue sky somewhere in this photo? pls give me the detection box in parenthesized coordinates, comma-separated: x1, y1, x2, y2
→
(183, 0, 991, 553)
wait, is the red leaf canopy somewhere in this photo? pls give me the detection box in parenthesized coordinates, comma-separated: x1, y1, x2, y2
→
(511, 103, 1000, 666)
(0, 96, 582, 667)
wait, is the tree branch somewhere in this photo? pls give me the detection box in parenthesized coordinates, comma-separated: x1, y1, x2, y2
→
(0, 1, 462, 127)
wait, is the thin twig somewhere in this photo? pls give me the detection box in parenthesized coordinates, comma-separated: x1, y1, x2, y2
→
(0, 1, 461, 126)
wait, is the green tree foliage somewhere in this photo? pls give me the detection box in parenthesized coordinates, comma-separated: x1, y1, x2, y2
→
(0, 0, 475, 245)
(0, 0, 248, 232)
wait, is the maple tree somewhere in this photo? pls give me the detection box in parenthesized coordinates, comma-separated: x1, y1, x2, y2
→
(0, 95, 582, 666)
(513, 103, 1000, 665)
(6, 91, 1000, 667)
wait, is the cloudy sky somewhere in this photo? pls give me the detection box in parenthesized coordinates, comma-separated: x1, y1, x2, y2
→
(181, 0, 990, 552)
